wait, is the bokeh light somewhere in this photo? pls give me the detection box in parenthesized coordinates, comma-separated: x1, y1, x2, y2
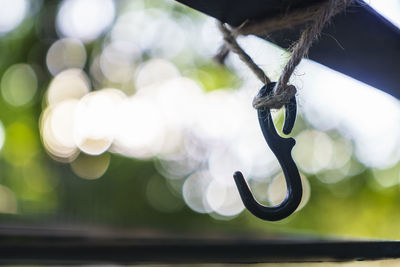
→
(46, 68, 90, 106)
(46, 38, 87, 76)
(56, 0, 116, 42)
(372, 164, 400, 188)
(135, 59, 180, 89)
(154, 77, 203, 127)
(293, 130, 333, 174)
(100, 41, 141, 84)
(1, 64, 37, 107)
(3, 122, 39, 166)
(74, 89, 125, 155)
(50, 99, 78, 150)
(0, 185, 17, 214)
(111, 9, 185, 58)
(0, 0, 28, 35)
(40, 104, 79, 161)
(113, 95, 165, 159)
(70, 152, 110, 180)
(183, 171, 213, 214)
(208, 146, 250, 187)
(0, 122, 5, 151)
(268, 173, 311, 212)
(206, 180, 244, 217)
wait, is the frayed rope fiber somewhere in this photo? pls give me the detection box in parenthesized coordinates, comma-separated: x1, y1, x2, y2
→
(218, 0, 353, 110)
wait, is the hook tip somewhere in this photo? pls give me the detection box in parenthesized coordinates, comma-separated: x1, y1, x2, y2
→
(233, 171, 244, 180)
(282, 128, 291, 135)
(233, 171, 247, 190)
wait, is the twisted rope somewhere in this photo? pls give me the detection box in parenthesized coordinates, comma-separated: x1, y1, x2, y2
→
(218, 0, 353, 110)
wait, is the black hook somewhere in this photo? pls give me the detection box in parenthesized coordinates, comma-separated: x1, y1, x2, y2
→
(233, 82, 302, 221)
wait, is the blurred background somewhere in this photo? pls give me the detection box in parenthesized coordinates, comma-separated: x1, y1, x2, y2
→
(0, 0, 398, 239)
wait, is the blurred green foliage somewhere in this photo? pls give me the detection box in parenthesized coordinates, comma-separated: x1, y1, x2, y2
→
(0, 0, 398, 242)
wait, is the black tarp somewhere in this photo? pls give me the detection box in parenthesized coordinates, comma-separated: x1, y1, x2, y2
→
(176, 1, 400, 100)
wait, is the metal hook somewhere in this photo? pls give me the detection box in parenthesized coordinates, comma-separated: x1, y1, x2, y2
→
(233, 82, 302, 221)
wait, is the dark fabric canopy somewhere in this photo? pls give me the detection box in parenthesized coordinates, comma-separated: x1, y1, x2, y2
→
(176, 0, 400, 100)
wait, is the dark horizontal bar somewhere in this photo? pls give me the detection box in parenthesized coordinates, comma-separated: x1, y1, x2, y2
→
(0, 226, 400, 264)
(176, 0, 325, 27)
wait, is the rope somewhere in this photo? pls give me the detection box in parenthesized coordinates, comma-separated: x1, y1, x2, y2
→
(218, 23, 271, 84)
(218, 0, 353, 110)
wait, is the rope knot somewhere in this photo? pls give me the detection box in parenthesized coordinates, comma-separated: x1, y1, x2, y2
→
(252, 84, 297, 110)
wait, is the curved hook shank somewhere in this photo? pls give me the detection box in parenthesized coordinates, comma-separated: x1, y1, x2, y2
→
(234, 83, 302, 221)
(283, 95, 297, 135)
(234, 169, 300, 221)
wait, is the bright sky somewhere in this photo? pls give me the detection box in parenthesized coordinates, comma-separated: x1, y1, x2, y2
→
(365, 0, 400, 29)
